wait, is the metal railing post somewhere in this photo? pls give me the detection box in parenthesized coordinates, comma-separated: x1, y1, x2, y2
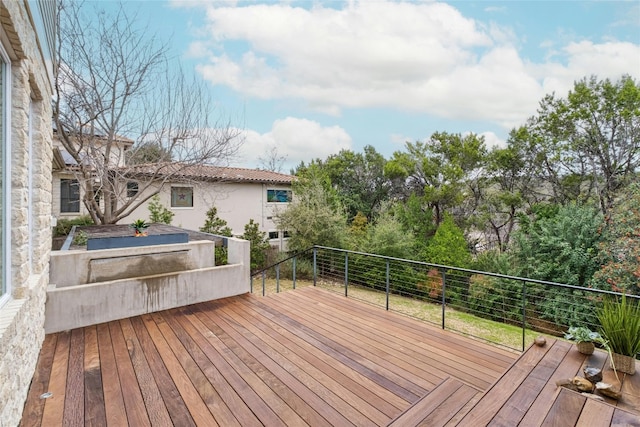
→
(385, 260, 390, 311)
(313, 247, 317, 287)
(344, 252, 349, 297)
(522, 280, 527, 351)
(276, 264, 280, 293)
(441, 269, 446, 330)
(262, 271, 266, 297)
(250, 275, 253, 293)
(293, 257, 297, 289)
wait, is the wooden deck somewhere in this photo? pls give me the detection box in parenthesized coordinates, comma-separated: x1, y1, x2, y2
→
(20, 286, 516, 426)
(20, 286, 639, 426)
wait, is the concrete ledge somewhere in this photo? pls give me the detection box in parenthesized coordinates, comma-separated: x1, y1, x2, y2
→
(44, 264, 249, 333)
(50, 240, 216, 288)
(87, 233, 189, 250)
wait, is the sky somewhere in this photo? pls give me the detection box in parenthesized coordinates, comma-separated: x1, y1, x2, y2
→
(99, 0, 639, 172)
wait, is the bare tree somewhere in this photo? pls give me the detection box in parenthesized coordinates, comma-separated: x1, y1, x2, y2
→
(257, 146, 288, 173)
(54, 2, 242, 224)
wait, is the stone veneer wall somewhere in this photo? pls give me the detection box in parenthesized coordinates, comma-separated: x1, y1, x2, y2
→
(0, 1, 54, 425)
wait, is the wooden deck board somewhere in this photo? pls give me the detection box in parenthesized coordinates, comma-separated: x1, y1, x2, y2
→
(20, 333, 57, 427)
(83, 325, 106, 427)
(40, 330, 70, 427)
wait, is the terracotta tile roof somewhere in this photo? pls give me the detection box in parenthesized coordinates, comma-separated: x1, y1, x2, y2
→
(125, 162, 295, 184)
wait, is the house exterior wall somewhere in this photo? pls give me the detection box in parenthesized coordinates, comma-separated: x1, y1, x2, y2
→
(0, 0, 56, 424)
(117, 180, 292, 248)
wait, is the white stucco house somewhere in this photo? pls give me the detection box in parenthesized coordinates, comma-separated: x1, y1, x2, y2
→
(0, 0, 56, 423)
(52, 152, 295, 249)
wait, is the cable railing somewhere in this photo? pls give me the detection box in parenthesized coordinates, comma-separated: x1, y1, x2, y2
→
(250, 245, 639, 351)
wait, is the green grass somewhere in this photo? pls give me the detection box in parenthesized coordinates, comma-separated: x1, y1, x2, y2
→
(251, 277, 542, 351)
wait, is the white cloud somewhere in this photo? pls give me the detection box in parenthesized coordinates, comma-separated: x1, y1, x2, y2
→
(186, 1, 639, 132)
(479, 131, 506, 150)
(237, 117, 352, 170)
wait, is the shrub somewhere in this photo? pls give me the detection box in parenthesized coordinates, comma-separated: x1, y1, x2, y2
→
(53, 215, 94, 237)
(148, 194, 174, 224)
(241, 219, 270, 271)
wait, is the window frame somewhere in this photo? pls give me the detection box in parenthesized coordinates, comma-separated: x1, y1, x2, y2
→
(266, 188, 292, 203)
(170, 186, 194, 208)
(0, 43, 10, 307)
(126, 181, 139, 198)
(60, 178, 81, 213)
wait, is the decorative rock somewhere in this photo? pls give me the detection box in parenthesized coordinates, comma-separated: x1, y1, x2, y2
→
(556, 378, 579, 391)
(581, 392, 605, 402)
(572, 376, 594, 392)
(595, 382, 622, 400)
(583, 367, 603, 383)
(534, 336, 546, 346)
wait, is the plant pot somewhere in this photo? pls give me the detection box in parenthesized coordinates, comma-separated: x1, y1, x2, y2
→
(576, 341, 595, 355)
(611, 353, 636, 375)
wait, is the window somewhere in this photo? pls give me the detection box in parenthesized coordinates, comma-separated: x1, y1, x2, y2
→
(268, 231, 279, 239)
(60, 179, 80, 213)
(171, 186, 193, 208)
(267, 189, 292, 203)
(126, 181, 138, 198)
(283, 230, 291, 238)
(0, 49, 8, 304)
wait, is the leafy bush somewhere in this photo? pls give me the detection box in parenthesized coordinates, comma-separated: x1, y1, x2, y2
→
(148, 195, 174, 224)
(200, 206, 232, 236)
(200, 206, 233, 265)
(241, 219, 270, 271)
(268, 254, 315, 280)
(53, 215, 94, 237)
(513, 203, 603, 326)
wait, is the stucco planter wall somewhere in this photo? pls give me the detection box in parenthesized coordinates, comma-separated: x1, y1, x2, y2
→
(45, 237, 250, 333)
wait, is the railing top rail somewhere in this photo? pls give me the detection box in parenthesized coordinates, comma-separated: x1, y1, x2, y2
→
(312, 245, 639, 300)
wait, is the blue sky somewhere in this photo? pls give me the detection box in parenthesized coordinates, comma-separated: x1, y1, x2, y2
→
(99, 0, 639, 171)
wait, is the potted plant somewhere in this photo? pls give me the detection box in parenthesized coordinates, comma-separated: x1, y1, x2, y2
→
(564, 326, 605, 355)
(597, 294, 640, 375)
(130, 219, 150, 237)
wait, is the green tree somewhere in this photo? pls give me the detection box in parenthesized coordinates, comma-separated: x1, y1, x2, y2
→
(275, 174, 347, 252)
(474, 128, 539, 251)
(354, 206, 417, 259)
(147, 195, 174, 224)
(525, 75, 640, 214)
(200, 206, 232, 236)
(200, 206, 233, 265)
(513, 203, 604, 326)
(324, 145, 390, 221)
(423, 214, 471, 268)
(592, 182, 640, 295)
(393, 193, 436, 254)
(385, 132, 486, 227)
(514, 203, 602, 286)
(241, 219, 271, 271)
